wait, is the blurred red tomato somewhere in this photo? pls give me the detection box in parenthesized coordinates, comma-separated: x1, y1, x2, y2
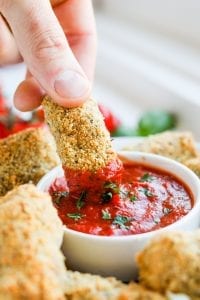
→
(98, 104, 121, 133)
(0, 90, 45, 139)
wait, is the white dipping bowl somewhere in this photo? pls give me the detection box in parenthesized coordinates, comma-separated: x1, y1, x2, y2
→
(37, 151, 200, 281)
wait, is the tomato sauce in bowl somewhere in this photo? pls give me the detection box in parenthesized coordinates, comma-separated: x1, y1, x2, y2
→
(49, 162, 193, 236)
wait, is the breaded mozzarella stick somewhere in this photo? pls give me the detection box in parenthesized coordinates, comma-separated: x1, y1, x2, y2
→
(0, 184, 66, 300)
(42, 97, 122, 191)
(0, 127, 60, 196)
(43, 97, 118, 171)
(137, 231, 200, 298)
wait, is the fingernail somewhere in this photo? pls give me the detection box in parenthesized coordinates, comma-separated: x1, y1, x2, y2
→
(54, 70, 90, 99)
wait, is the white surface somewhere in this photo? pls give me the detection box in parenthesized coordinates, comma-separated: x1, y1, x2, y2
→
(1, 3, 200, 136)
(97, 0, 200, 48)
(94, 12, 200, 138)
(37, 149, 200, 281)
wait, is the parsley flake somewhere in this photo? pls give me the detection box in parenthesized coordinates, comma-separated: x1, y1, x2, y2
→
(130, 195, 137, 202)
(52, 191, 69, 205)
(163, 207, 172, 215)
(104, 182, 120, 194)
(140, 173, 154, 182)
(112, 215, 133, 230)
(120, 188, 129, 198)
(154, 217, 160, 224)
(76, 191, 87, 210)
(102, 209, 112, 220)
(140, 188, 153, 197)
(101, 192, 113, 203)
(67, 213, 84, 221)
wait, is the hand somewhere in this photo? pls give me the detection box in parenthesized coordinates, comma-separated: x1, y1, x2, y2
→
(0, 0, 96, 111)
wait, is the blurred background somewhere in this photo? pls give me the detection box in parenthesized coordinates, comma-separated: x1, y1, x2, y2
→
(1, 0, 200, 138)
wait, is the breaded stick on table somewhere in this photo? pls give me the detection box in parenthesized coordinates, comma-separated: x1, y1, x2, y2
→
(124, 131, 198, 164)
(118, 282, 166, 300)
(0, 184, 66, 300)
(64, 270, 125, 300)
(137, 231, 200, 298)
(64, 271, 166, 300)
(0, 127, 60, 196)
(184, 157, 200, 177)
(43, 97, 122, 191)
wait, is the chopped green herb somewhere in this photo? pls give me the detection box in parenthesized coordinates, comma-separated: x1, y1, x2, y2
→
(130, 195, 137, 202)
(140, 188, 153, 197)
(52, 191, 69, 205)
(76, 191, 87, 210)
(104, 182, 120, 194)
(154, 217, 160, 224)
(137, 110, 177, 136)
(102, 209, 112, 220)
(112, 215, 133, 230)
(120, 189, 129, 198)
(163, 207, 172, 215)
(101, 192, 113, 203)
(140, 173, 154, 182)
(67, 213, 84, 221)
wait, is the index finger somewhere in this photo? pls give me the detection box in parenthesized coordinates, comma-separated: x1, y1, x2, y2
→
(54, 0, 97, 81)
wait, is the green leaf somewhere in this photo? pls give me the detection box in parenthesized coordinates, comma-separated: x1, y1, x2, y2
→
(112, 215, 133, 230)
(112, 125, 138, 137)
(76, 191, 87, 210)
(140, 188, 153, 197)
(102, 209, 112, 220)
(67, 213, 84, 221)
(140, 173, 154, 182)
(104, 182, 120, 194)
(52, 190, 69, 205)
(101, 192, 113, 203)
(154, 217, 160, 224)
(130, 195, 137, 202)
(163, 207, 172, 215)
(137, 110, 177, 136)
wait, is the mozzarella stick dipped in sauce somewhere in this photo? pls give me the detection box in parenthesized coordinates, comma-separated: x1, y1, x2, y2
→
(42, 97, 123, 194)
(42, 97, 193, 237)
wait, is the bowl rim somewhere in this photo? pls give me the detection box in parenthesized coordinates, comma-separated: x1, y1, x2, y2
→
(37, 151, 200, 241)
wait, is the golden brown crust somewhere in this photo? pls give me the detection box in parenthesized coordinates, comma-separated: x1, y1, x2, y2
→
(0, 184, 66, 300)
(184, 156, 200, 177)
(64, 271, 125, 300)
(0, 127, 60, 196)
(118, 283, 166, 300)
(137, 231, 200, 298)
(124, 131, 198, 164)
(64, 271, 166, 300)
(42, 96, 117, 172)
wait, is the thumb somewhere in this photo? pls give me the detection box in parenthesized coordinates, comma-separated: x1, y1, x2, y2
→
(0, 0, 91, 106)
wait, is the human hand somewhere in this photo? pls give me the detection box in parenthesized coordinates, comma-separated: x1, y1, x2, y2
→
(0, 0, 96, 111)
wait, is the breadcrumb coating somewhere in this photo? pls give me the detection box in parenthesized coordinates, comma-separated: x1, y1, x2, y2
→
(64, 271, 124, 299)
(118, 282, 166, 300)
(42, 96, 117, 172)
(184, 157, 200, 177)
(124, 131, 198, 164)
(0, 184, 66, 300)
(137, 231, 200, 298)
(64, 271, 166, 300)
(0, 127, 60, 196)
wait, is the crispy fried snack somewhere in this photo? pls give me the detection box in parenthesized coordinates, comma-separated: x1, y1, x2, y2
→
(137, 231, 200, 298)
(0, 184, 66, 300)
(42, 97, 117, 172)
(64, 271, 124, 300)
(0, 127, 60, 196)
(64, 271, 166, 300)
(124, 131, 198, 164)
(184, 157, 200, 177)
(118, 283, 166, 300)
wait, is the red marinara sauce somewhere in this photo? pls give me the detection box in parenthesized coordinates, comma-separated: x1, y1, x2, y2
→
(49, 162, 193, 236)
